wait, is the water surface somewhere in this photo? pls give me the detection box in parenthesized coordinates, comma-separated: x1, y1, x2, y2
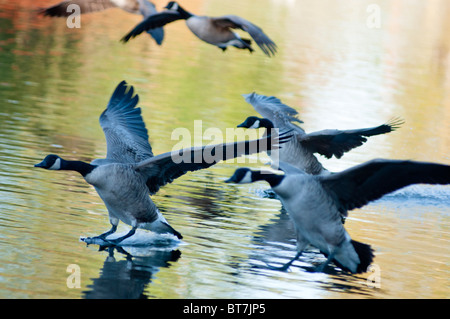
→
(0, 0, 449, 299)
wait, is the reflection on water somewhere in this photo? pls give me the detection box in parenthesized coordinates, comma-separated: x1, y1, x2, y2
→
(83, 246, 181, 299)
(0, 0, 449, 299)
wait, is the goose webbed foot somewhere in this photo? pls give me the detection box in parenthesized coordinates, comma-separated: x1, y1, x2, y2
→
(95, 224, 118, 240)
(267, 251, 302, 272)
(267, 262, 292, 272)
(82, 225, 118, 245)
(104, 227, 137, 245)
(312, 251, 335, 273)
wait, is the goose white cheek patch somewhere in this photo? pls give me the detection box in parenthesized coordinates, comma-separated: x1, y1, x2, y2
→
(49, 158, 61, 170)
(239, 171, 253, 183)
(249, 120, 260, 129)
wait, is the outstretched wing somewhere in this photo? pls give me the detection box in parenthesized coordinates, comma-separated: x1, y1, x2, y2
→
(135, 131, 292, 194)
(38, 0, 116, 17)
(138, 0, 164, 45)
(321, 159, 450, 214)
(300, 118, 404, 159)
(242, 92, 304, 133)
(98, 81, 153, 164)
(212, 15, 277, 57)
(121, 10, 182, 42)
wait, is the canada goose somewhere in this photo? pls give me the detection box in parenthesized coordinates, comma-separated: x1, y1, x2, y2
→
(39, 0, 164, 45)
(35, 81, 291, 245)
(225, 159, 450, 273)
(121, 1, 277, 57)
(238, 92, 404, 175)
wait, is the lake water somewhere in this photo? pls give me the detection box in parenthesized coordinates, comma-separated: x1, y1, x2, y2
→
(0, 0, 449, 299)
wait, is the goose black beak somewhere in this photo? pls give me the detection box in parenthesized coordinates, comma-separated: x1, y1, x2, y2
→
(224, 176, 236, 183)
(236, 121, 247, 128)
(34, 161, 45, 168)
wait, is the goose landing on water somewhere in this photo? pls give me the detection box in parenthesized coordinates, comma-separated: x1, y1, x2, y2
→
(121, 1, 277, 57)
(238, 92, 404, 175)
(225, 159, 450, 273)
(38, 0, 164, 45)
(35, 81, 291, 245)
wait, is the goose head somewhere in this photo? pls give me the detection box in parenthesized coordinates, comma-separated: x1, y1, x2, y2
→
(225, 167, 254, 184)
(35, 154, 95, 176)
(164, 1, 181, 11)
(225, 167, 285, 187)
(164, 1, 191, 19)
(237, 116, 274, 130)
(35, 154, 62, 170)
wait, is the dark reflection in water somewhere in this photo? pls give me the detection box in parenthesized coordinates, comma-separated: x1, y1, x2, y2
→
(254, 210, 295, 248)
(83, 246, 181, 299)
(168, 172, 230, 219)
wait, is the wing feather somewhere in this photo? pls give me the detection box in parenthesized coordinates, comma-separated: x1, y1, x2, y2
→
(300, 118, 404, 159)
(38, 0, 116, 17)
(136, 131, 292, 194)
(122, 11, 182, 42)
(98, 81, 153, 164)
(213, 15, 277, 57)
(321, 159, 450, 213)
(242, 92, 304, 133)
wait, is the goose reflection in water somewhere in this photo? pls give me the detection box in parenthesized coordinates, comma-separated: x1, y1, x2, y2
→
(83, 246, 181, 299)
(251, 211, 344, 274)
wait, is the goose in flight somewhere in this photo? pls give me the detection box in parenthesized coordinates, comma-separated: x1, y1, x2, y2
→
(226, 159, 450, 273)
(34, 81, 291, 245)
(121, 1, 277, 57)
(39, 0, 164, 45)
(238, 92, 404, 175)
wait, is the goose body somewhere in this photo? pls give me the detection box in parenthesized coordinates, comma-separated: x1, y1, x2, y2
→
(184, 16, 243, 48)
(121, 1, 277, 57)
(39, 0, 164, 45)
(226, 159, 450, 273)
(87, 164, 164, 231)
(35, 81, 291, 244)
(35, 154, 181, 242)
(239, 93, 404, 175)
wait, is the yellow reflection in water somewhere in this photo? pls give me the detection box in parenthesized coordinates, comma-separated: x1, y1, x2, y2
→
(0, 0, 448, 298)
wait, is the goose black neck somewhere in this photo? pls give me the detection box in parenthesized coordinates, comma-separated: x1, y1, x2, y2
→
(61, 159, 96, 177)
(252, 171, 284, 188)
(178, 6, 193, 19)
(259, 118, 274, 129)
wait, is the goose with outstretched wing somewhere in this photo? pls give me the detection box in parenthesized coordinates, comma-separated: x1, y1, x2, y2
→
(39, 0, 164, 45)
(121, 1, 277, 57)
(226, 159, 450, 273)
(238, 92, 404, 175)
(35, 81, 291, 244)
